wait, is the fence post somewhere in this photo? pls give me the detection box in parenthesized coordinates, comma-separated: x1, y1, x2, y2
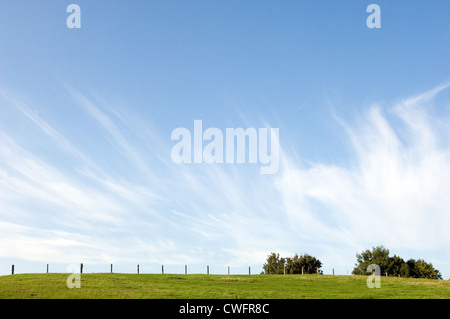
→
(228, 266, 230, 275)
(185, 265, 187, 275)
(162, 265, 164, 274)
(47, 264, 49, 274)
(301, 266, 304, 275)
(11, 265, 14, 275)
(249, 266, 251, 275)
(80, 263, 83, 274)
(332, 268, 334, 275)
(111, 264, 113, 274)
(207, 265, 209, 275)
(137, 264, 139, 274)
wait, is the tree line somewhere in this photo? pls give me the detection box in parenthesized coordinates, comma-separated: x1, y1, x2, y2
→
(351, 245, 442, 279)
(263, 253, 323, 275)
(263, 245, 442, 279)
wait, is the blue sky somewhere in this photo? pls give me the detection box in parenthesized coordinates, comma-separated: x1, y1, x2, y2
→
(0, 0, 450, 278)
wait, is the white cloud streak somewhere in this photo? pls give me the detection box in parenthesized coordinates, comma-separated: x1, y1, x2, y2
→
(0, 83, 449, 278)
(275, 83, 450, 275)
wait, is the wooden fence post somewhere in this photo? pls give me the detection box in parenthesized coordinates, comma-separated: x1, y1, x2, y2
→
(185, 265, 187, 275)
(249, 266, 251, 275)
(207, 265, 209, 275)
(80, 263, 83, 274)
(162, 265, 164, 274)
(111, 264, 113, 273)
(332, 268, 334, 275)
(227, 266, 230, 275)
(47, 264, 49, 274)
(11, 265, 14, 275)
(137, 264, 139, 274)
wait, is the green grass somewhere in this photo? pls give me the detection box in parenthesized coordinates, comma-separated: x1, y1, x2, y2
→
(0, 273, 449, 299)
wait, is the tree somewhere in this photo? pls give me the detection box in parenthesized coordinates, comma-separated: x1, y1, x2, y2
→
(263, 252, 322, 275)
(352, 245, 390, 275)
(407, 259, 442, 280)
(286, 254, 322, 274)
(353, 246, 442, 279)
(399, 263, 410, 278)
(285, 254, 301, 274)
(263, 253, 285, 274)
(388, 254, 406, 277)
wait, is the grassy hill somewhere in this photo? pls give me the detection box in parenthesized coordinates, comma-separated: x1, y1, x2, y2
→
(0, 273, 449, 299)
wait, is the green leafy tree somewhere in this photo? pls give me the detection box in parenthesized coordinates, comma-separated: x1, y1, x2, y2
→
(399, 263, 410, 278)
(286, 253, 322, 274)
(388, 255, 406, 277)
(408, 259, 442, 279)
(263, 252, 285, 274)
(353, 246, 442, 279)
(285, 254, 301, 274)
(352, 245, 391, 275)
(263, 252, 322, 274)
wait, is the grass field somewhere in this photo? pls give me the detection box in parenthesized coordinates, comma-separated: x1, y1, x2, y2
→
(0, 273, 449, 299)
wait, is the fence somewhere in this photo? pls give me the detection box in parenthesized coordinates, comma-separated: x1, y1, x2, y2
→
(4, 263, 257, 276)
(3, 263, 350, 276)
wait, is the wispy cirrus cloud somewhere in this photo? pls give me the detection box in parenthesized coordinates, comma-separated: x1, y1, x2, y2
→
(0, 83, 449, 278)
(275, 82, 450, 275)
(0, 85, 283, 270)
(66, 87, 157, 179)
(0, 87, 167, 265)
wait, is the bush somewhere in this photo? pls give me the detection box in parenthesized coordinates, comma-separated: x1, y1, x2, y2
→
(263, 252, 322, 274)
(263, 253, 285, 274)
(353, 246, 442, 279)
(408, 259, 442, 279)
